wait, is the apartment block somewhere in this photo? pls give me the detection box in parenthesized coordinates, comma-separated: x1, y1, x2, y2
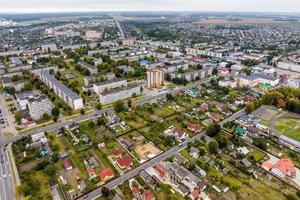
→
(99, 84, 143, 105)
(28, 94, 53, 120)
(39, 71, 83, 110)
(147, 69, 164, 88)
(93, 79, 128, 94)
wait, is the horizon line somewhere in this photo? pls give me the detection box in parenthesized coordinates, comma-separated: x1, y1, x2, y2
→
(0, 10, 300, 15)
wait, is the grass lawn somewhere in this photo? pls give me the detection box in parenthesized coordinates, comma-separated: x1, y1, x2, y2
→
(48, 131, 75, 154)
(140, 125, 172, 151)
(33, 171, 52, 199)
(222, 175, 243, 190)
(118, 112, 147, 129)
(180, 149, 195, 162)
(237, 180, 292, 200)
(153, 104, 176, 118)
(156, 184, 185, 200)
(273, 118, 300, 141)
(247, 147, 266, 162)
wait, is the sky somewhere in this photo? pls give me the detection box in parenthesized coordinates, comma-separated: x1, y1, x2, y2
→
(0, 0, 299, 13)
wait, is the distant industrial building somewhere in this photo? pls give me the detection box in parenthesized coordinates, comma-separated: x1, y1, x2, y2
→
(39, 71, 83, 110)
(147, 69, 164, 88)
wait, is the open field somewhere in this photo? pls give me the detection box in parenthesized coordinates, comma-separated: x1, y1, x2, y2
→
(254, 106, 300, 141)
(274, 118, 300, 141)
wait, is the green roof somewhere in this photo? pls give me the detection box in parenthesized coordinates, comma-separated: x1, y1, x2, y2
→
(235, 126, 246, 135)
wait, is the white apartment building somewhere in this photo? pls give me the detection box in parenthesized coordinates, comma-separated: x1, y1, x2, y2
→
(186, 48, 223, 59)
(278, 62, 300, 73)
(85, 31, 102, 40)
(39, 71, 84, 110)
(147, 69, 164, 88)
(41, 44, 57, 53)
(99, 85, 143, 105)
(93, 79, 128, 94)
(28, 94, 53, 120)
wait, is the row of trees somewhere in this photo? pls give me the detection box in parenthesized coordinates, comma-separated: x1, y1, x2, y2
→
(245, 87, 300, 114)
(261, 87, 300, 114)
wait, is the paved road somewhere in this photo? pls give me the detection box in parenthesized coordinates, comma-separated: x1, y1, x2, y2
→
(0, 78, 212, 199)
(0, 147, 14, 200)
(114, 19, 125, 40)
(0, 78, 212, 147)
(77, 108, 245, 200)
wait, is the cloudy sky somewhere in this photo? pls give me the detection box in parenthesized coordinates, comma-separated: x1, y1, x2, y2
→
(0, 0, 299, 13)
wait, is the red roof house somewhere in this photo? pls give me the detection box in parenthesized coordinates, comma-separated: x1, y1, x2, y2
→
(98, 168, 114, 182)
(112, 149, 123, 158)
(64, 159, 73, 171)
(155, 164, 167, 178)
(271, 158, 296, 178)
(117, 156, 133, 169)
(263, 158, 296, 178)
(143, 190, 155, 200)
(190, 189, 200, 200)
(207, 112, 223, 122)
(187, 124, 202, 133)
(132, 187, 142, 199)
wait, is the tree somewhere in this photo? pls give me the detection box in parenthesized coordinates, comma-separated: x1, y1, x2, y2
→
(206, 123, 221, 137)
(127, 99, 132, 108)
(44, 165, 56, 176)
(114, 101, 125, 113)
(277, 99, 287, 110)
(102, 187, 110, 198)
(51, 107, 60, 118)
(209, 140, 219, 154)
(212, 68, 218, 75)
(246, 102, 255, 114)
(80, 109, 85, 115)
(217, 134, 229, 148)
(42, 113, 50, 121)
(166, 93, 175, 101)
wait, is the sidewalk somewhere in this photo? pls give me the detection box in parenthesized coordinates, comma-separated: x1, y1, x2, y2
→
(7, 143, 22, 200)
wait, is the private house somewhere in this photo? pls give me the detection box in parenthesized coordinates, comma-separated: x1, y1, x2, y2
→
(237, 147, 249, 155)
(206, 112, 223, 122)
(263, 158, 296, 179)
(98, 168, 114, 182)
(163, 127, 189, 142)
(190, 147, 200, 159)
(187, 124, 202, 133)
(64, 159, 73, 171)
(155, 164, 167, 179)
(235, 126, 247, 136)
(116, 156, 133, 170)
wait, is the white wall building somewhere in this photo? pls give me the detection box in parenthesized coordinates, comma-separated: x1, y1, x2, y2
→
(39, 71, 83, 110)
(99, 85, 143, 105)
(28, 94, 53, 120)
(93, 79, 128, 94)
(186, 48, 223, 59)
(147, 69, 164, 88)
(41, 44, 57, 53)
